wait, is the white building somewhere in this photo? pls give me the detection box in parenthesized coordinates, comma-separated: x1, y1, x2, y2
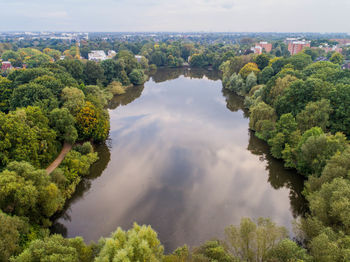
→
(107, 50, 117, 59)
(135, 55, 143, 62)
(88, 50, 107, 62)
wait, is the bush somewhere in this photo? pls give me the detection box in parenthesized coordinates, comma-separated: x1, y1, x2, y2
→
(107, 81, 126, 95)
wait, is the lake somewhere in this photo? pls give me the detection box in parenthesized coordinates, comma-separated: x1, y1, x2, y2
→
(52, 68, 306, 252)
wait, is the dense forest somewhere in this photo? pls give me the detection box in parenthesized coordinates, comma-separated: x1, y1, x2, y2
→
(0, 37, 350, 261)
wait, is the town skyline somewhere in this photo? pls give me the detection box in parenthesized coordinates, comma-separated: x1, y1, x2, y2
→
(1, 0, 349, 33)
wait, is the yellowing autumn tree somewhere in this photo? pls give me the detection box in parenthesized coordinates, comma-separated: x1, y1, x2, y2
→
(239, 62, 260, 79)
(75, 101, 109, 142)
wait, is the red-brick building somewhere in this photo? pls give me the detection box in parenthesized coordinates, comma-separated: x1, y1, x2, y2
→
(288, 41, 311, 55)
(1, 61, 13, 71)
(251, 42, 272, 54)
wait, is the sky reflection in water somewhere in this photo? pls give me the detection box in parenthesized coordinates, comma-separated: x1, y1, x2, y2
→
(52, 68, 305, 252)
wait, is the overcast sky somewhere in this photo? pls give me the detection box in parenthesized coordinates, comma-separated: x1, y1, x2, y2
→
(0, 0, 349, 32)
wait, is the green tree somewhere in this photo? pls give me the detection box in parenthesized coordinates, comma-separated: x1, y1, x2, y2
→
(129, 69, 145, 85)
(249, 102, 277, 132)
(95, 223, 164, 262)
(258, 66, 274, 84)
(296, 99, 332, 132)
(245, 72, 257, 94)
(0, 211, 30, 262)
(83, 61, 105, 85)
(255, 54, 270, 70)
(225, 217, 288, 262)
(10, 83, 58, 112)
(61, 87, 85, 116)
(58, 59, 84, 82)
(265, 239, 312, 262)
(330, 52, 344, 65)
(0, 161, 64, 223)
(11, 234, 93, 262)
(0, 76, 13, 112)
(49, 108, 78, 144)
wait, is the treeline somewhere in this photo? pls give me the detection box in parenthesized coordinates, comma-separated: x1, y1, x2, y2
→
(222, 49, 350, 261)
(4, 218, 310, 262)
(0, 47, 147, 261)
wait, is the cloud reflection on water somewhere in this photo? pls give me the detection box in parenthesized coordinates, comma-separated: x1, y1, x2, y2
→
(52, 68, 305, 252)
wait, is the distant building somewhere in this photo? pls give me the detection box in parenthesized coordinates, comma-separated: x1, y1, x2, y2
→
(107, 50, 117, 59)
(251, 41, 272, 54)
(288, 40, 311, 55)
(135, 55, 143, 62)
(331, 39, 350, 46)
(1, 61, 13, 71)
(318, 45, 343, 54)
(88, 50, 107, 62)
(342, 61, 350, 70)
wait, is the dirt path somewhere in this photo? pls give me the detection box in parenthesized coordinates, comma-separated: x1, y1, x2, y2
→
(46, 142, 72, 174)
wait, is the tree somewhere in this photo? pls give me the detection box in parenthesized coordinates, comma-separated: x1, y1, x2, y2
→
(296, 129, 347, 176)
(61, 149, 98, 177)
(330, 52, 344, 65)
(191, 241, 234, 262)
(258, 66, 274, 84)
(32, 75, 65, 97)
(306, 146, 350, 193)
(255, 54, 270, 70)
(265, 239, 312, 262)
(226, 73, 245, 94)
(83, 61, 105, 85)
(150, 51, 167, 66)
(43, 48, 61, 61)
(75, 101, 109, 142)
(129, 69, 145, 85)
(0, 161, 64, 223)
(239, 62, 260, 79)
(107, 81, 125, 95)
(95, 223, 164, 262)
(0, 107, 58, 168)
(49, 108, 78, 144)
(61, 87, 85, 116)
(245, 72, 257, 94)
(10, 83, 58, 112)
(11, 234, 93, 262)
(286, 53, 312, 70)
(0, 211, 30, 262)
(25, 53, 52, 68)
(308, 178, 350, 234)
(0, 76, 13, 112)
(249, 102, 277, 132)
(296, 99, 332, 132)
(58, 59, 84, 82)
(225, 217, 288, 262)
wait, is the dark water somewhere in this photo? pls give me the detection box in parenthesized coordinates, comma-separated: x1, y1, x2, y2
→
(52, 68, 306, 252)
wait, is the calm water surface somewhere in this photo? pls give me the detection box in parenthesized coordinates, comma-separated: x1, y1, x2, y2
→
(52, 68, 306, 252)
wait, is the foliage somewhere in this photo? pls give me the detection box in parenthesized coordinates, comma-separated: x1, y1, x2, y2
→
(61, 87, 85, 116)
(95, 223, 164, 262)
(107, 81, 126, 95)
(0, 211, 30, 262)
(49, 108, 78, 144)
(129, 69, 145, 85)
(239, 62, 260, 79)
(75, 101, 109, 142)
(10, 234, 93, 262)
(330, 52, 344, 65)
(0, 161, 64, 224)
(0, 107, 58, 168)
(225, 217, 288, 262)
